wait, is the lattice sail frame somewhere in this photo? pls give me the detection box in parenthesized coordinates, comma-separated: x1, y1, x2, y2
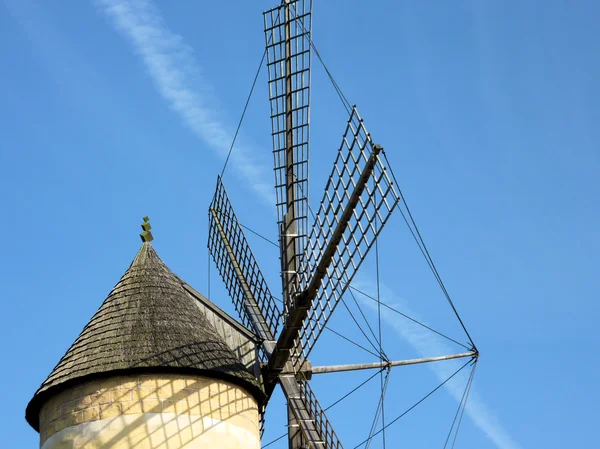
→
(299, 380, 343, 449)
(208, 177, 281, 359)
(264, 0, 312, 311)
(295, 107, 401, 364)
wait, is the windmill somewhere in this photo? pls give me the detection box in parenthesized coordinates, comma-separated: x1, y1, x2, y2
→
(208, 1, 478, 448)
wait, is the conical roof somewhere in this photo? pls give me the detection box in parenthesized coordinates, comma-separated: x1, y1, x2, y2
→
(26, 242, 263, 431)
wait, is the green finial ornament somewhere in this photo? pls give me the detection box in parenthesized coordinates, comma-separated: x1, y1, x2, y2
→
(140, 216, 154, 242)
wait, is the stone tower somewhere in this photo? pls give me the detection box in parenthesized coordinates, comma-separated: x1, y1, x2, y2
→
(26, 242, 264, 449)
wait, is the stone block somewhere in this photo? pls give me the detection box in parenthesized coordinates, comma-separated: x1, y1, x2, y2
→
(53, 416, 68, 433)
(122, 400, 143, 414)
(112, 389, 131, 403)
(100, 403, 122, 419)
(91, 392, 112, 406)
(71, 397, 89, 412)
(82, 394, 94, 406)
(200, 398, 222, 417)
(71, 410, 86, 426)
(141, 399, 162, 413)
(178, 385, 194, 400)
(82, 406, 100, 422)
(162, 399, 177, 414)
(60, 403, 73, 418)
(133, 388, 157, 401)
(198, 386, 212, 402)
(48, 407, 61, 423)
(163, 399, 183, 413)
(156, 386, 172, 399)
(177, 425, 194, 446)
(187, 401, 202, 416)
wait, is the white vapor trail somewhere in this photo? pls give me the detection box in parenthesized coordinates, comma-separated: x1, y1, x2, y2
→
(96, 1, 519, 448)
(353, 278, 521, 449)
(97, 0, 274, 203)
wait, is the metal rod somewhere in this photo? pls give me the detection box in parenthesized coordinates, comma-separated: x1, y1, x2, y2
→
(281, 0, 299, 317)
(311, 351, 477, 375)
(282, 5, 304, 449)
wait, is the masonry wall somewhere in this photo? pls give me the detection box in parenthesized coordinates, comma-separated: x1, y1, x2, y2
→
(38, 374, 260, 449)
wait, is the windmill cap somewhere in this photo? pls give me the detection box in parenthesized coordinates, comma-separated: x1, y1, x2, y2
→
(25, 242, 264, 431)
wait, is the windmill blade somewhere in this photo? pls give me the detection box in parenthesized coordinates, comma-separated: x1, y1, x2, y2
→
(277, 374, 343, 449)
(297, 380, 344, 449)
(264, 0, 312, 313)
(208, 177, 344, 448)
(265, 107, 400, 374)
(208, 176, 281, 358)
(296, 106, 400, 361)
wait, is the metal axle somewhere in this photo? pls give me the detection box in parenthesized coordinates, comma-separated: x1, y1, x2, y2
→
(311, 351, 477, 375)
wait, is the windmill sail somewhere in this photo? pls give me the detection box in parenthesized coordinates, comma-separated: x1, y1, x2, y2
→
(295, 106, 401, 363)
(264, 0, 312, 314)
(208, 177, 342, 448)
(208, 177, 281, 357)
(299, 380, 344, 449)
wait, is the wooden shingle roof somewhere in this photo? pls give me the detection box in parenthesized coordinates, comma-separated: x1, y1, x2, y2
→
(26, 242, 263, 431)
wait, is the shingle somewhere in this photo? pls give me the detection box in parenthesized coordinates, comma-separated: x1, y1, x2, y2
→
(25, 242, 263, 431)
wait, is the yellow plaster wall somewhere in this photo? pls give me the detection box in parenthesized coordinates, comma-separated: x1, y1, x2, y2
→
(38, 374, 260, 449)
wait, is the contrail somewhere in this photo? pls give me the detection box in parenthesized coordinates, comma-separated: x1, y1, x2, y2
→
(96, 0, 274, 204)
(97, 2, 520, 447)
(353, 278, 521, 449)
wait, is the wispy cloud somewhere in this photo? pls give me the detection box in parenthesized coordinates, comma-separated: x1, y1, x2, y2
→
(96, 0, 274, 203)
(354, 278, 521, 449)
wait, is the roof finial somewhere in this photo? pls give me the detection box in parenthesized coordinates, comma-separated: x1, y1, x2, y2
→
(140, 216, 154, 243)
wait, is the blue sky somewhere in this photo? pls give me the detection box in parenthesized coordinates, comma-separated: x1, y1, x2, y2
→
(1, 0, 598, 448)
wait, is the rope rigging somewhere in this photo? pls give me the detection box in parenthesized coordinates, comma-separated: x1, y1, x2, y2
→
(220, 4, 282, 178)
(382, 152, 477, 351)
(450, 362, 476, 449)
(352, 358, 476, 449)
(374, 185, 388, 449)
(219, 48, 266, 178)
(348, 287, 386, 357)
(287, 0, 477, 353)
(340, 295, 388, 360)
(324, 324, 384, 360)
(365, 368, 391, 449)
(210, 3, 479, 448)
(443, 361, 477, 449)
(349, 285, 472, 351)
